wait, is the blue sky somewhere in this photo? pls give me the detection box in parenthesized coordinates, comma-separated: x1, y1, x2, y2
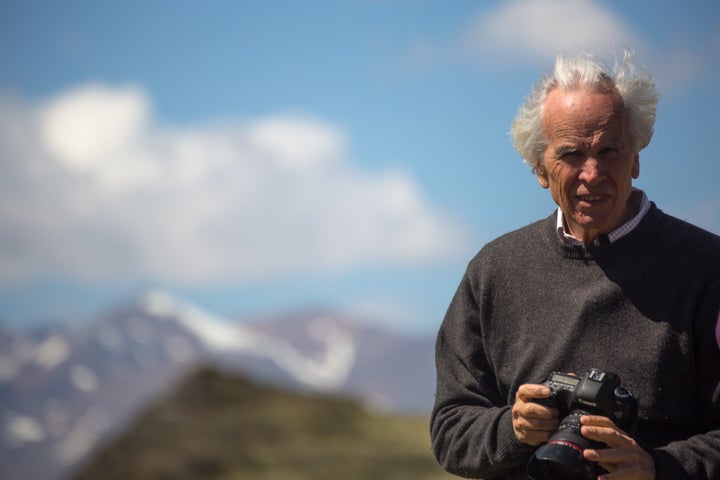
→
(1, 0, 718, 335)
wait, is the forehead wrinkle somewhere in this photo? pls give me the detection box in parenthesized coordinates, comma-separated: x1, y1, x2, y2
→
(543, 88, 628, 154)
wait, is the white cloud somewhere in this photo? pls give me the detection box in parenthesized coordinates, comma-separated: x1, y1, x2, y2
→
(405, 1, 717, 94)
(41, 85, 149, 172)
(460, 0, 638, 65)
(0, 84, 469, 285)
(247, 116, 345, 169)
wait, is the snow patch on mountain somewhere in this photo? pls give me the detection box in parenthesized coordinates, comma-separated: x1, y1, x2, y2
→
(0, 334, 72, 384)
(70, 365, 98, 392)
(54, 406, 111, 466)
(4, 413, 46, 446)
(138, 290, 356, 390)
(140, 290, 259, 351)
(35, 335, 71, 371)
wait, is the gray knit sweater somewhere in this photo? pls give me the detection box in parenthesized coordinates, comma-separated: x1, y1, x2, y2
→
(430, 204, 720, 479)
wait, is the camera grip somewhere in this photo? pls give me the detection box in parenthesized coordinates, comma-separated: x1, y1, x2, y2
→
(532, 391, 559, 409)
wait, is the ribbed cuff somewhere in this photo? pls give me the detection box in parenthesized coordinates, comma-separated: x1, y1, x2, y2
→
(650, 449, 689, 480)
(496, 408, 537, 464)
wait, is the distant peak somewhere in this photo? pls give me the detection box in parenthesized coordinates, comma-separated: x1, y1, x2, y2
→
(135, 289, 258, 352)
(134, 289, 356, 390)
(135, 289, 185, 317)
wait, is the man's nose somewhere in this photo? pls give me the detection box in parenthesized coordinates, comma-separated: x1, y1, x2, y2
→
(579, 157, 605, 184)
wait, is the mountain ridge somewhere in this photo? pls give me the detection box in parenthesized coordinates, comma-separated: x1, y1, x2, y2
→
(0, 290, 439, 480)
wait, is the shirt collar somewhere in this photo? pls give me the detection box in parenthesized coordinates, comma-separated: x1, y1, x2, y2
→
(556, 188, 651, 246)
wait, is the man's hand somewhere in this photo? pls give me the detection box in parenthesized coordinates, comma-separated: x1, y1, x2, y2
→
(511, 384, 559, 446)
(581, 415, 655, 480)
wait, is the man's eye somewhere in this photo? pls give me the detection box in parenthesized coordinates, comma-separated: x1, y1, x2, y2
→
(600, 147, 621, 157)
(560, 150, 582, 160)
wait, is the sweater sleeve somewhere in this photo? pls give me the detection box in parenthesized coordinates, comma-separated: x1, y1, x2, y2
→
(650, 295, 720, 479)
(649, 377, 720, 479)
(430, 271, 535, 479)
(650, 432, 720, 480)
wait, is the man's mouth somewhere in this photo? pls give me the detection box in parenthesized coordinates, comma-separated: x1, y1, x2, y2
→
(577, 194, 605, 202)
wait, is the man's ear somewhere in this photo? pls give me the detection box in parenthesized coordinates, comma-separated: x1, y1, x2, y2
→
(632, 154, 640, 179)
(535, 163, 550, 188)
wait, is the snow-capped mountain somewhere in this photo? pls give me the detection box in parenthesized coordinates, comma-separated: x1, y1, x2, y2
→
(0, 291, 437, 480)
(140, 291, 358, 390)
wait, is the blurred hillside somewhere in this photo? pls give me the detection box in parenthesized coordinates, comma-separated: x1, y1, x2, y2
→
(70, 366, 454, 480)
(0, 291, 439, 480)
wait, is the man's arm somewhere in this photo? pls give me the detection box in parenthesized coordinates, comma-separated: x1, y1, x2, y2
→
(430, 274, 537, 478)
(646, 306, 720, 480)
(581, 296, 720, 480)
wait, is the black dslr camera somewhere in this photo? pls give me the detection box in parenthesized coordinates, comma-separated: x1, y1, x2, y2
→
(526, 368, 638, 480)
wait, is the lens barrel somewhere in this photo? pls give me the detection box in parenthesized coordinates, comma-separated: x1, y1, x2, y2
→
(527, 410, 602, 480)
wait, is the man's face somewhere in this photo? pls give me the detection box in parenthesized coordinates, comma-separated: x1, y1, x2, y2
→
(537, 86, 640, 243)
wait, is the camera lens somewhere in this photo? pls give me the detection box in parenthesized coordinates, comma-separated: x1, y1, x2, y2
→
(527, 410, 601, 480)
(529, 442, 594, 480)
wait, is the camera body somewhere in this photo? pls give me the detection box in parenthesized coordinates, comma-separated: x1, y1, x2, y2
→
(527, 368, 638, 480)
(535, 368, 637, 431)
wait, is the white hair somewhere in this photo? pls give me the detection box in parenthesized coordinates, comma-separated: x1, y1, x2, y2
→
(510, 51, 659, 171)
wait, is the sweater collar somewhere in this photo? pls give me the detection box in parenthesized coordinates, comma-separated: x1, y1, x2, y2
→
(554, 201, 662, 261)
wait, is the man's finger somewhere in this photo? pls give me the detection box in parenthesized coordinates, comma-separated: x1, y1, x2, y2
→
(516, 384, 552, 401)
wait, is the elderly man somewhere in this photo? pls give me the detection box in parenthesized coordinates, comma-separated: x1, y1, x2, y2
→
(430, 52, 720, 480)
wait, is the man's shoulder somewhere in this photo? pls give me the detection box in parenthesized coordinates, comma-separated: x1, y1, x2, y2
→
(470, 213, 555, 264)
(654, 207, 720, 250)
(488, 214, 555, 247)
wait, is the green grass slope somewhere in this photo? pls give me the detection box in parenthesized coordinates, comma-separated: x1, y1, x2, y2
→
(70, 367, 457, 480)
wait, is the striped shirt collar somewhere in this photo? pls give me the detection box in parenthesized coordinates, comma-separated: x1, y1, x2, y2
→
(556, 188, 651, 246)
